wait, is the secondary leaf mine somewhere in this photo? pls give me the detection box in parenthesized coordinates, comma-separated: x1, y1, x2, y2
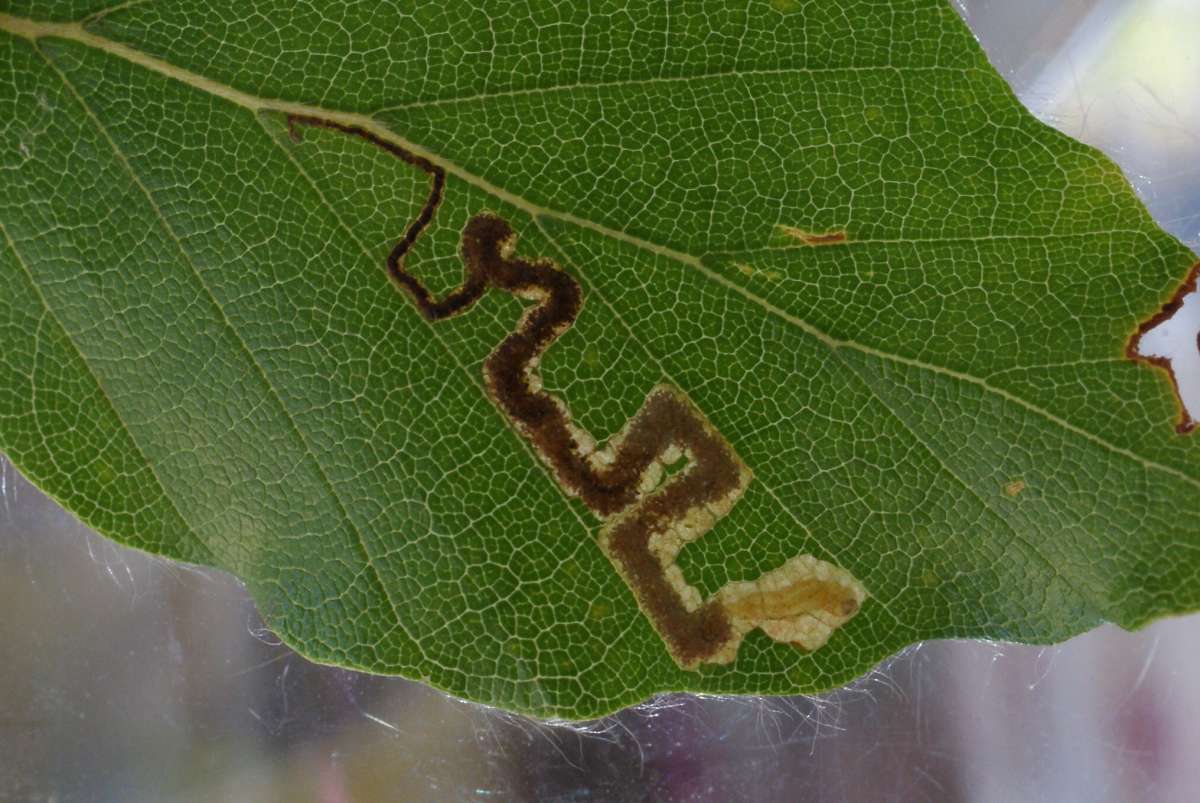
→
(775, 224, 849, 247)
(287, 115, 866, 669)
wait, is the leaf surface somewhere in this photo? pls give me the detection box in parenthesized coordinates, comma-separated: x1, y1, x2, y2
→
(1, 1, 1197, 718)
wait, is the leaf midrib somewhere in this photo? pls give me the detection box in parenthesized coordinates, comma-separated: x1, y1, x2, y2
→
(2, 9, 1195, 501)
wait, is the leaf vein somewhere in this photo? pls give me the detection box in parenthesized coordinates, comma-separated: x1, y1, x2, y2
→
(834, 347, 1103, 619)
(374, 64, 976, 114)
(40, 44, 417, 654)
(0, 220, 217, 567)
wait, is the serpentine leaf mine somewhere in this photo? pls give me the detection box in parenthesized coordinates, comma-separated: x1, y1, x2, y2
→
(287, 115, 867, 669)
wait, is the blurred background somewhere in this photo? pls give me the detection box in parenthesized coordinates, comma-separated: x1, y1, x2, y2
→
(3, 1, 1200, 800)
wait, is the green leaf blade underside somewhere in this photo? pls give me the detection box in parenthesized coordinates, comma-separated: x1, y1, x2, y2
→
(0, 2, 1197, 718)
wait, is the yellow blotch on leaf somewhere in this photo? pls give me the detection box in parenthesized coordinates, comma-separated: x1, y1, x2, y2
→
(1003, 479, 1026, 498)
(718, 554, 866, 653)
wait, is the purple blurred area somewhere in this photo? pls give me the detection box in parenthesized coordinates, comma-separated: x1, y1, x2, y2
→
(4, 2, 1200, 800)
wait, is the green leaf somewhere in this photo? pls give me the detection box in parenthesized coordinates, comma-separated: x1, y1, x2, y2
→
(1, 1, 1197, 719)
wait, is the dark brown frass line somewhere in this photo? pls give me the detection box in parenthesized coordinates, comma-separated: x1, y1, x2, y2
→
(287, 115, 865, 669)
(287, 114, 449, 307)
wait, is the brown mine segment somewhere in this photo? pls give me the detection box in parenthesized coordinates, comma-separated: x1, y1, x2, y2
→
(596, 390, 745, 665)
(286, 116, 448, 303)
(386, 206, 747, 664)
(458, 216, 746, 664)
